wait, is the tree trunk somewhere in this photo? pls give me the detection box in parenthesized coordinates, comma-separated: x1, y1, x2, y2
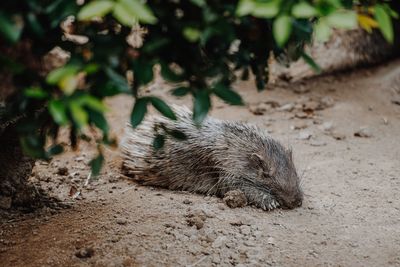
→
(0, 125, 39, 210)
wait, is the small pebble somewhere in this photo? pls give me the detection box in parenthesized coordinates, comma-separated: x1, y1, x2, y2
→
(354, 127, 372, 138)
(297, 131, 312, 140)
(75, 247, 94, 258)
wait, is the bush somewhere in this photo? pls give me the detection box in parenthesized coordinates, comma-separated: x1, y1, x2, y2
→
(0, 0, 398, 174)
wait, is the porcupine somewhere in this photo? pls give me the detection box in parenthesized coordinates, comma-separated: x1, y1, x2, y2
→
(120, 106, 303, 210)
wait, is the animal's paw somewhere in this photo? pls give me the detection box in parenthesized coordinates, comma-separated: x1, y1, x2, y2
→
(255, 195, 280, 211)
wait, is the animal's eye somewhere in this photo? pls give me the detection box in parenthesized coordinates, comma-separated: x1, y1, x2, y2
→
(266, 165, 276, 177)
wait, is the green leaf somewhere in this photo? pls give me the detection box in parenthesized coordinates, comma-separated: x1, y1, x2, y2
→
(273, 15, 293, 47)
(314, 19, 331, 42)
(90, 153, 104, 176)
(46, 65, 80, 85)
(375, 4, 394, 43)
(117, 0, 157, 24)
(160, 63, 184, 82)
(183, 27, 201, 42)
(385, 5, 399, 19)
(24, 87, 49, 99)
(153, 134, 165, 150)
(142, 38, 170, 54)
(292, 2, 317, 18)
(104, 67, 130, 94)
(130, 98, 148, 127)
(0, 12, 23, 43)
(324, 0, 343, 8)
(84, 63, 100, 74)
(49, 100, 68, 125)
(251, 1, 280, 18)
(171, 87, 190, 97)
(88, 110, 109, 133)
(236, 0, 255, 16)
(26, 13, 45, 37)
(190, 0, 206, 7)
(193, 90, 211, 124)
(77, 0, 114, 20)
(132, 61, 154, 86)
(326, 10, 357, 29)
(300, 52, 322, 74)
(213, 84, 243, 105)
(150, 97, 176, 120)
(59, 74, 79, 95)
(113, 2, 137, 26)
(69, 102, 89, 129)
(80, 95, 108, 113)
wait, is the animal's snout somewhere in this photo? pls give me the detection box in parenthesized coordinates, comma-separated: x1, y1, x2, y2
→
(281, 198, 302, 209)
(293, 199, 302, 208)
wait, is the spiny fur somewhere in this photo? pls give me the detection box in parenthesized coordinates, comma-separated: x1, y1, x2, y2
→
(120, 106, 303, 211)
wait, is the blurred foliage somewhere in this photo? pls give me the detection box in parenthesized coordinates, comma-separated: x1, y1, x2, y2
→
(0, 0, 398, 174)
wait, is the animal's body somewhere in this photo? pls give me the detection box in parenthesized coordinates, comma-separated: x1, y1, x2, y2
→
(121, 106, 303, 210)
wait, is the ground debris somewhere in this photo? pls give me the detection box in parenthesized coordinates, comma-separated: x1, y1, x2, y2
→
(223, 190, 247, 208)
(57, 167, 69, 176)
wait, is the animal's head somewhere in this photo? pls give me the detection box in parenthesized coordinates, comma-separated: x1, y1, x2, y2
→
(249, 139, 303, 209)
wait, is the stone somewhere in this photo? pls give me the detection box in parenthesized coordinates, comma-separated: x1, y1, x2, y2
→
(354, 127, 372, 138)
(297, 131, 312, 140)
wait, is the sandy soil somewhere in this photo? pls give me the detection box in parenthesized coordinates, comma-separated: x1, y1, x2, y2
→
(1, 59, 400, 267)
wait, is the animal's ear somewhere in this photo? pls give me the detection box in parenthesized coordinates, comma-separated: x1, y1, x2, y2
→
(250, 153, 265, 167)
(249, 153, 265, 178)
(250, 153, 275, 177)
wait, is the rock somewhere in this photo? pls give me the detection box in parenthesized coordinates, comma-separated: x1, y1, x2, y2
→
(223, 190, 247, 208)
(331, 131, 346, 140)
(212, 236, 227, 248)
(319, 121, 334, 132)
(296, 131, 312, 140)
(75, 156, 86, 162)
(111, 236, 120, 243)
(291, 121, 308, 130)
(267, 237, 275, 245)
(278, 103, 295, 112)
(116, 218, 128, 225)
(293, 85, 310, 94)
(265, 100, 280, 108)
(186, 210, 206, 230)
(295, 111, 309, 119)
(183, 199, 192, 205)
(0, 196, 12, 209)
(249, 103, 269, 115)
(57, 167, 69, 176)
(244, 241, 257, 247)
(354, 127, 372, 138)
(240, 225, 251, 236)
(319, 96, 335, 109)
(75, 247, 94, 258)
(303, 100, 319, 111)
(212, 253, 221, 264)
(309, 140, 327, 147)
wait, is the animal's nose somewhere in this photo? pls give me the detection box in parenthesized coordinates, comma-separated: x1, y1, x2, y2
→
(285, 199, 302, 209)
(294, 199, 302, 207)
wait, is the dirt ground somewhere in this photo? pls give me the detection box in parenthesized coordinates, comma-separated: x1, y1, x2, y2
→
(1, 59, 400, 267)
